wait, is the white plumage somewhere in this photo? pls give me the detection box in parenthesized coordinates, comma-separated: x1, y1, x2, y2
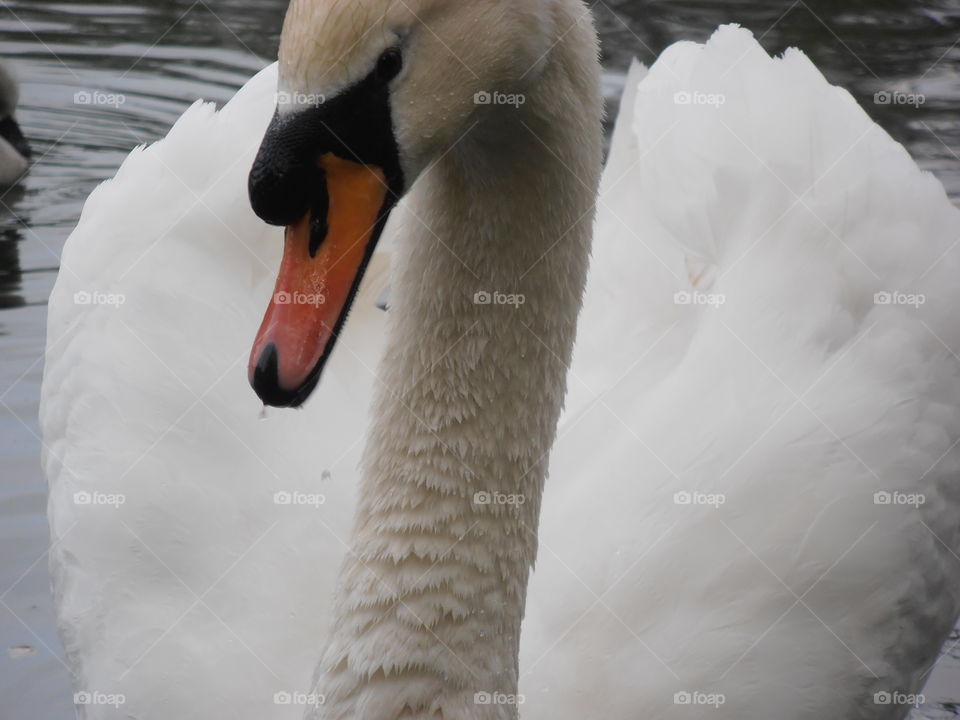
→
(526, 27, 960, 719)
(41, 20, 960, 720)
(42, 64, 391, 719)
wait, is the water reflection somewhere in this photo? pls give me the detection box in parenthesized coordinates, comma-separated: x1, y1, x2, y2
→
(0, 184, 25, 312)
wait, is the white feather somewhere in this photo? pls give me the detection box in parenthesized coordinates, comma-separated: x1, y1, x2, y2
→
(524, 24, 960, 720)
(41, 63, 390, 720)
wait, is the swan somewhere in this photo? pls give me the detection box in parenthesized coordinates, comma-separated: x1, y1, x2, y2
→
(40, 2, 960, 720)
(0, 61, 30, 186)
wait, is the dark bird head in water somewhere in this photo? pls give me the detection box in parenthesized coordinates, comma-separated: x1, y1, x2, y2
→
(0, 62, 30, 161)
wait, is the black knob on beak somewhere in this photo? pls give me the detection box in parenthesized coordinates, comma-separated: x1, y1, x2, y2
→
(248, 74, 404, 231)
(248, 111, 320, 227)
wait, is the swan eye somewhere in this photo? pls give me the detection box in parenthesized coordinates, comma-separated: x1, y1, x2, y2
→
(375, 48, 402, 83)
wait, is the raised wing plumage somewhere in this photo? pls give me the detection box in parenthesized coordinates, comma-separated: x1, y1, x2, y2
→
(525, 25, 960, 720)
(41, 63, 389, 720)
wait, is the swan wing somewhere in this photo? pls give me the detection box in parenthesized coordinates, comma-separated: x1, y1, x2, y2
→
(40, 63, 384, 720)
(527, 25, 960, 720)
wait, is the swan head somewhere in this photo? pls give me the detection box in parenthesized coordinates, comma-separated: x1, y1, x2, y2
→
(247, 0, 559, 407)
(0, 62, 30, 183)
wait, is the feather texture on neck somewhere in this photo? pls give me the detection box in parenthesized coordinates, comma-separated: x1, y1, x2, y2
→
(308, 3, 604, 718)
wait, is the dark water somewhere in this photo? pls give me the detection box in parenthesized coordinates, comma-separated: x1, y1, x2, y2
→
(0, 1, 958, 718)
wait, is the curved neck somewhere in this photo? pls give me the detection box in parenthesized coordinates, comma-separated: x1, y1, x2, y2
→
(311, 17, 603, 720)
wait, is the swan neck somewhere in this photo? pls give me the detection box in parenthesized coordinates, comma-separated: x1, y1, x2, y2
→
(312, 23, 603, 719)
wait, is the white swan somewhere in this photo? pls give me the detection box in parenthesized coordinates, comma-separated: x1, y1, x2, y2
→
(0, 61, 30, 186)
(41, 2, 960, 720)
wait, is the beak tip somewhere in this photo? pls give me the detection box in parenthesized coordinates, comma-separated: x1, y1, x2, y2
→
(249, 342, 315, 409)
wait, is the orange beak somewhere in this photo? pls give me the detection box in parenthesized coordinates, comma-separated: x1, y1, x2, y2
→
(248, 154, 389, 407)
